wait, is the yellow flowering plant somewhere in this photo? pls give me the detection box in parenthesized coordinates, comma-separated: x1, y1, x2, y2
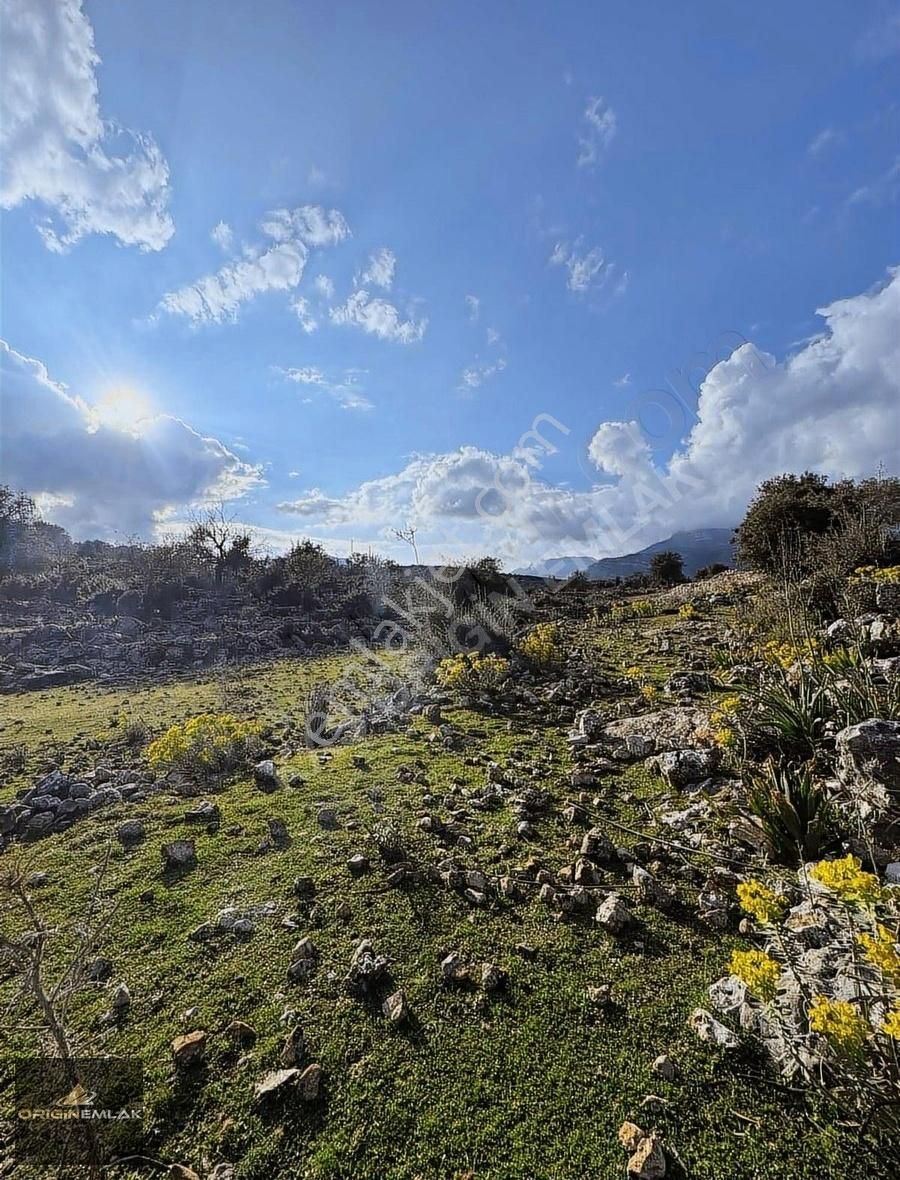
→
(807, 996, 869, 1054)
(857, 924, 900, 984)
(736, 880, 786, 925)
(883, 1004, 900, 1040)
(678, 603, 697, 621)
(518, 622, 563, 668)
(434, 652, 510, 695)
(146, 712, 265, 778)
(809, 855, 882, 907)
(729, 949, 780, 1002)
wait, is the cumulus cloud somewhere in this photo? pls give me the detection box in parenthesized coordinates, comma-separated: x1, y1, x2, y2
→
(577, 96, 617, 169)
(0, 0, 173, 252)
(330, 289, 427, 343)
(0, 339, 262, 538)
(465, 294, 480, 321)
(358, 248, 396, 290)
(277, 267, 900, 564)
(159, 205, 349, 325)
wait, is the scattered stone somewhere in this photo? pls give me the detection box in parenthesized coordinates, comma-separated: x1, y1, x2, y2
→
(688, 1007, 739, 1049)
(651, 747, 720, 788)
(85, 957, 113, 982)
(347, 853, 370, 875)
(595, 892, 631, 934)
(651, 1054, 677, 1081)
(346, 940, 390, 995)
(287, 937, 319, 983)
(172, 1030, 207, 1069)
(836, 718, 900, 798)
(225, 1020, 257, 1048)
(253, 760, 279, 792)
(297, 1062, 323, 1101)
(480, 963, 507, 993)
(110, 982, 131, 1012)
(383, 990, 409, 1023)
(116, 819, 145, 845)
(280, 1025, 306, 1066)
(160, 840, 196, 870)
(167, 1166, 200, 1180)
(627, 1133, 667, 1179)
(254, 1067, 300, 1102)
(618, 1122, 645, 1153)
(587, 984, 612, 1007)
(316, 807, 339, 830)
(441, 952, 470, 984)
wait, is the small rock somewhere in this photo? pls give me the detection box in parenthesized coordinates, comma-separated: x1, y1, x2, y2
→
(225, 1020, 257, 1048)
(481, 962, 508, 993)
(440, 952, 470, 983)
(618, 1122, 645, 1153)
(627, 1133, 666, 1179)
(254, 760, 279, 792)
(347, 853, 370, 875)
(280, 1025, 306, 1066)
(688, 1007, 739, 1049)
(382, 990, 409, 1023)
(161, 840, 196, 870)
(172, 1029, 207, 1069)
(117, 819, 145, 845)
(651, 1054, 676, 1081)
(595, 892, 631, 934)
(254, 1067, 300, 1102)
(297, 1062, 322, 1101)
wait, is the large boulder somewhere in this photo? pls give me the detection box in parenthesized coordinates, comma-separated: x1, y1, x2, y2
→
(650, 747, 720, 788)
(836, 719, 900, 798)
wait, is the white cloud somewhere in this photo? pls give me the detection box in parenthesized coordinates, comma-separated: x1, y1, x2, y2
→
(847, 157, 900, 207)
(330, 289, 427, 343)
(0, 0, 173, 252)
(358, 247, 396, 290)
(459, 358, 507, 391)
(0, 339, 262, 539)
(159, 204, 349, 324)
(280, 365, 372, 411)
(577, 96, 617, 169)
(314, 274, 335, 300)
(550, 238, 614, 294)
(808, 127, 839, 156)
(465, 294, 481, 321)
(291, 296, 318, 333)
(211, 220, 234, 251)
(276, 267, 900, 564)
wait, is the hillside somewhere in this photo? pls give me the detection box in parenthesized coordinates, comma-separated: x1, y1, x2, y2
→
(584, 528, 735, 580)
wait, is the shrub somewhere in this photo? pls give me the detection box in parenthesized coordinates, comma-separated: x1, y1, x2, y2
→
(434, 652, 509, 695)
(735, 471, 900, 575)
(610, 599, 656, 622)
(649, 550, 685, 586)
(518, 622, 563, 668)
(678, 603, 697, 620)
(695, 562, 730, 580)
(146, 713, 265, 777)
(745, 759, 840, 864)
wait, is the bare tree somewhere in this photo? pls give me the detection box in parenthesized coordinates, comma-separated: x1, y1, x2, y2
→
(187, 503, 254, 584)
(391, 522, 420, 565)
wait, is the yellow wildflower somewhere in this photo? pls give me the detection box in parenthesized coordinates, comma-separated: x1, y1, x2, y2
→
(808, 995, 869, 1052)
(736, 880, 785, 925)
(640, 684, 659, 703)
(729, 949, 781, 1002)
(857, 924, 900, 983)
(518, 622, 563, 668)
(809, 855, 882, 906)
(882, 1004, 900, 1039)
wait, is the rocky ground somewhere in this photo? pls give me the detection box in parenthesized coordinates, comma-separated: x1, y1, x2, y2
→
(1, 572, 898, 1179)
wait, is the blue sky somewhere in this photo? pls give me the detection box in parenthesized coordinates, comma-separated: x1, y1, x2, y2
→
(2, 0, 899, 564)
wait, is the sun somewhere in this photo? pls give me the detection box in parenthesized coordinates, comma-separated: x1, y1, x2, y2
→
(93, 386, 155, 431)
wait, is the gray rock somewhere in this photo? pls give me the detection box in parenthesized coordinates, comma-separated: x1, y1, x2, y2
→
(836, 718, 900, 796)
(595, 892, 631, 934)
(117, 819, 146, 845)
(651, 747, 720, 788)
(253, 760, 279, 792)
(160, 839, 196, 869)
(688, 1007, 739, 1049)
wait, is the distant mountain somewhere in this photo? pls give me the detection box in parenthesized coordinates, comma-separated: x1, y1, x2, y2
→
(512, 555, 597, 578)
(584, 528, 735, 580)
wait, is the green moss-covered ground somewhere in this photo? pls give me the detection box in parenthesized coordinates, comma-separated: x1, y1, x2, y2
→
(0, 620, 871, 1179)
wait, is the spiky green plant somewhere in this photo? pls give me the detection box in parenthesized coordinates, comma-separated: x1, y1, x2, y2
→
(746, 759, 841, 865)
